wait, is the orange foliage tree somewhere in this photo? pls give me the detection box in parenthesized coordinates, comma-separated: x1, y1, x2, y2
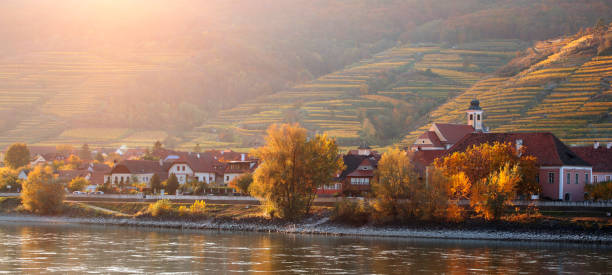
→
(434, 142, 540, 197)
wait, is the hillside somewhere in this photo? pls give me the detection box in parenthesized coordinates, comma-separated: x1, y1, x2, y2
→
(1, 0, 612, 149)
(402, 24, 612, 146)
(179, 40, 522, 150)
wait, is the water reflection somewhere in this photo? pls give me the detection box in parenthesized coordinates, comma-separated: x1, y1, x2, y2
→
(0, 221, 610, 274)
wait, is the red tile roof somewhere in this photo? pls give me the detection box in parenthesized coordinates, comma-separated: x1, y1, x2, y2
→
(417, 131, 444, 147)
(347, 169, 374, 177)
(432, 123, 475, 144)
(571, 146, 612, 172)
(411, 149, 446, 169)
(446, 132, 590, 167)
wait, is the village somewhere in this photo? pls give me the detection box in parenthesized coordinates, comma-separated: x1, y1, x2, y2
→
(1, 101, 611, 202)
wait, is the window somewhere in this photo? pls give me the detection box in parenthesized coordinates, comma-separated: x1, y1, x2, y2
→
(575, 173, 579, 184)
(469, 114, 473, 120)
(585, 173, 589, 184)
(607, 176, 611, 182)
(594, 175, 598, 183)
(226, 176, 229, 181)
(535, 174, 540, 184)
(477, 114, 480, 120)
(548, 173, 554, 184)
(567, 173, 571, 184)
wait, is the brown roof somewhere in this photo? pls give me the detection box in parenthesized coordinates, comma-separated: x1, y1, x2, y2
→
(432, 123, 475, 144)
(571, 146, 612, 172)
(411, 149, 445, 169)
(446, 132, 590, 167)
(347, 169, 374, 177)
(416, 131, 444, 147)
(110, 160, 170, 175)
(57, 169, 90, 181)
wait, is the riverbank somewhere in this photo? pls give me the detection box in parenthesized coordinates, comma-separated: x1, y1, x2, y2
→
(0, 214, 611, 244)
(1, 197, 611, 244)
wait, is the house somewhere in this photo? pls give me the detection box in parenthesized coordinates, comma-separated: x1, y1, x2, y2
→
(317, 147, 381, 196)
(30, 155, 47, 166)
(446, 132, 592, 201)
(105, 150, 257, 191)
(57, 169, 91, 183)
(107, 160, 171, 186)
(571, 142, 612, 183)
(410, 99, 484, 152)
(18, 169, 30, 181)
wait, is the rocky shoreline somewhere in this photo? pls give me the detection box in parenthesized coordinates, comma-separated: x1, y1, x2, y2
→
(1, 214, 611, 244)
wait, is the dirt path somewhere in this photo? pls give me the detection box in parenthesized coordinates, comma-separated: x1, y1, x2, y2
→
(77, 203, 130, 217)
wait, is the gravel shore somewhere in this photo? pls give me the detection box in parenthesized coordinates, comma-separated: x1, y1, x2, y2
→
(1, 214, 610, 244)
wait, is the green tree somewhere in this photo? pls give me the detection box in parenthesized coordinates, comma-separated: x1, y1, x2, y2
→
(166, 173, 179, 195)
(0, 167, 20, 192)
(79, 144, 92, 161)
(21, 166, 65, 214)
(150, 174, 162, 194)
(229, 172, 253, 195)
(5, 143, 30, 169)
(68, 177, 89, 192)
(250, 123, 344, 220)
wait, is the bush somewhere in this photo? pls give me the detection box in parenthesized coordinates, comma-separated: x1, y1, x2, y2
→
(586, 181, 612, 201)
(21, 166, 65, 214)
(189, 200, 206, 215)
(148, 199, 173, 217)
(67, 177, 88, 192)
(332, 199, 369, 225)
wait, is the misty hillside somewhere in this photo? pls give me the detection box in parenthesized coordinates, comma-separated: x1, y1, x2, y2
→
(1, 0, 611, 149)
(403, 23, 612, 146)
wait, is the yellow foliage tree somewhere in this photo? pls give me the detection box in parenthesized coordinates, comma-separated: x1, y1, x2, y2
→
(471, 163, 521, 220)
(21, 166, 65, 214)
(67, 177, 88, 192)
(434, 142, 539, 196)
(250, 123, 344, 219)
(371, 148, 418, 222)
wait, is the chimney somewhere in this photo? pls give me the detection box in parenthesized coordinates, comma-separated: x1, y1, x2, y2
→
(241, 153, 246, 161)
(607, 142, 612, 149)
(594, 141, 600, 149)
(197, 153, 200, 159)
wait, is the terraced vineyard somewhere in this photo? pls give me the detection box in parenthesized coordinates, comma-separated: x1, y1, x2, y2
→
(182, 40, 521, 150)
(402, 30, 612, 146)
(0, 51, 188, 148)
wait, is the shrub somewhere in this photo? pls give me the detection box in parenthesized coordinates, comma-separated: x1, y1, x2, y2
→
(178, 205, 189, 216)
(586, 181, 612, 201)
(332, 199, 369, 225)
(148, 199, 173, 217)
(21, 166, 65, 214)
(471, 164, 521, 221)
(67, 177, 88, 192)
(189, 200, 206, 215)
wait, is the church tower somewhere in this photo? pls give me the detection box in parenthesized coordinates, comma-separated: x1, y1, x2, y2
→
(467, 99, 484, 132)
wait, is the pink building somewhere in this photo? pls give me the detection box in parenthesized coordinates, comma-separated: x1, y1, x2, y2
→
(447, 132, 592, 201)
(571, 142, 612, 184)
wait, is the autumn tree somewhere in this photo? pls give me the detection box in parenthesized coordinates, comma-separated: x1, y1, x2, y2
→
(165, 174, 179, 195)
(371, 148, 418, 222)
(21, 166, 65, 214)
(150, 174, 162, 194)
(0, 167, 20, 192)
(250, 123, 344, 220)
(434, 142, 539, 197)
(229, 172, 253, 195)
(471, 164, 521, 220)
(68, 177, 89, 192)
(5, 143, 30, 169)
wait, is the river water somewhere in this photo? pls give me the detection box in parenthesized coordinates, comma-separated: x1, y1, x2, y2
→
(0, 221, 610, 274)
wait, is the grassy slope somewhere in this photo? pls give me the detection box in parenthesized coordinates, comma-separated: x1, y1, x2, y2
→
(402, 28, 612, 146)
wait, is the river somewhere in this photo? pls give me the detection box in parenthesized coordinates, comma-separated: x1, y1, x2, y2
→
(0, 221, 610, 274)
